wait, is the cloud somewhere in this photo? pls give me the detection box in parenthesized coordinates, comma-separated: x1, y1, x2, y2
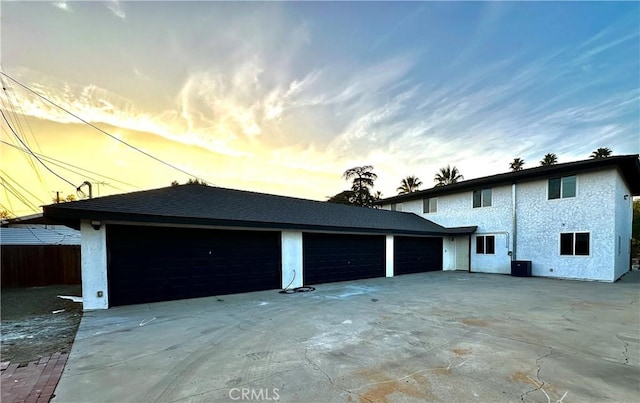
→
(106, 0, 126, 20)
(52, 2, 70, 12)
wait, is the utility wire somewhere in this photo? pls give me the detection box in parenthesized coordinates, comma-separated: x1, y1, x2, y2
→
(0, 72, 43, 153)
(0, 139, 139, 190)
(0, 169, 46, 205)
(1, 109, 77, 188)
(1, 71, 212, 185)
(0, 79, 45, 182)
(0, 179, 39, 212)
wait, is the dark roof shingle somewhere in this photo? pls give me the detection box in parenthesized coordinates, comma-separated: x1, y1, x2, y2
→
(43, 185, 474, 236)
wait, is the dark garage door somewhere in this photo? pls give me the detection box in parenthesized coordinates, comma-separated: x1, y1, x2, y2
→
(303, 233, 385, 285)
(394, 236, 443, 275)
(107, 225, 281, 306)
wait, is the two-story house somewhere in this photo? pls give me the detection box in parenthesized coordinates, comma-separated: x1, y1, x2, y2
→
(377, 155, 640, 282)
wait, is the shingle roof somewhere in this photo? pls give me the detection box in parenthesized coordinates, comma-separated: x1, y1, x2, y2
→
(377, 154, 640, 204)
(43, 185, 475, 236)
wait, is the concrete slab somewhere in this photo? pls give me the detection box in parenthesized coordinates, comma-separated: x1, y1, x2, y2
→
(53, 271, 640, 402)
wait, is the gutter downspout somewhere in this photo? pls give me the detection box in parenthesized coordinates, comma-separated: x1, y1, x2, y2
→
(512, 183, 517, 261)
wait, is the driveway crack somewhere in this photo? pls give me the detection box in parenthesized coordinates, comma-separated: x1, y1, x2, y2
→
(299, 341, 371, 403)
(520, 347, 554, 402)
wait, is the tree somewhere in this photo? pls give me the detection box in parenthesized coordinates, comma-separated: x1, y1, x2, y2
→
(509, 158, 525, 172)
(327, 190, 356, 205)
(1, 210, 12, 219)
(52, 194, 76, 203)
(186, 178, 208, 185)
(539, 153, 558, 166)
(342, 165, 378, 207)
(397, 175, 423, 194)
(171, 179, 207, 186)
(590, 147, 612, 159)
(434, 165, 463, 187)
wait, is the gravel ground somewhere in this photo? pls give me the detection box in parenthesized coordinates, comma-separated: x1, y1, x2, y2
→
(1, 285, 82, 364)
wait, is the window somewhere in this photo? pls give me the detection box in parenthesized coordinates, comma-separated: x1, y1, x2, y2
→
(423, 198, 437, 213)
(548, 176, 576, 199)
(476, 235, 495, 254)
(391, 203, 402, 212)
(560, 232, 590, 256)
(473, 189, 492, 208)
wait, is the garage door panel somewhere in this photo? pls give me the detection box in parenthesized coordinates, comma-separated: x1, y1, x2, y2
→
(303, 233, 385, 285)
(107, 225, 281, 306)
(394, 236, 443, 275)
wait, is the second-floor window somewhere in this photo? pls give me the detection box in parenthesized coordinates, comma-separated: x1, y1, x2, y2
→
(473, 189, 492, 208)
(391, 203, 403, 212)
(423, 198, 437, 213)
(548, 175, 576, 199)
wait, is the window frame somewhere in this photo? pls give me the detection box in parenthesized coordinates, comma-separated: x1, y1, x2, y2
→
(423, 197, 438, 214)
(548, 175, 577, 200)
(472, 188, 492, 208)
(559, 232, 590, 256)
(476, 235, 496, 255)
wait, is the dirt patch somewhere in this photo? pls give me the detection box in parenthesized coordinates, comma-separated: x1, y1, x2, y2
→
(1, 285, 82, 364)
(460, 318, 491, 327)
(357, 368, 433, 403)
(451, 348, 471, 357)
(510, 371, 539, 387)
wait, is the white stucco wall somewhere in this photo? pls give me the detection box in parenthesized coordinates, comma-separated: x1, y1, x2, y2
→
(613, 172, 633, 280)
(80, 220, 108, 310)
(399, 186, 514, 274)
(281, 231, 303, 289)
(516, 170, 617, 281)
(383, 167, 632, 281)
(386, 235, 394, 277)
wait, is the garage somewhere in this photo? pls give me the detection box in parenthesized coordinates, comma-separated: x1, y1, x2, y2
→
(303, 233, 385, 285)
(394, 236, 443, 275)
(107, 225, 281, 306)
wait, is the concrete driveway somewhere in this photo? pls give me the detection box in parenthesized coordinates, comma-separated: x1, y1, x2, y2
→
(53, 271, 639, 402)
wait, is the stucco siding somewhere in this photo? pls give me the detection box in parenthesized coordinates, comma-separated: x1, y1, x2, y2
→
(516, 170, 617, 281)
(80, 220, 109, 310)
(281, 231, 303, 288)
(613, 172, 633, 280)
(402, 186, 513, 274)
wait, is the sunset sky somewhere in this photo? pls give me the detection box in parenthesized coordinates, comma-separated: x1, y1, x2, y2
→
(1, 1, 639, 216)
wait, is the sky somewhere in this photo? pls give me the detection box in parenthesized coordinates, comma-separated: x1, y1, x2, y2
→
(1, 1, 639, 216)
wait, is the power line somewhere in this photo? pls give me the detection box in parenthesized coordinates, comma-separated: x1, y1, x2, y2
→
(1, 71, 213, 185)
(0, 73, 43, 153)
(0, 179, 39, 212)
(0, 169, 46, 205)
(0, 78, 45, 183)
(0, 139, 140, 190)
(1, 109, 77, 188)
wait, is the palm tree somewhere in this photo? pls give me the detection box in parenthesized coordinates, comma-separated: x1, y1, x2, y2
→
(509, 158, 525, 172)
(590, 147, 612, 159)
(539, 153, 558, 166)
(434, 165, 463, 187)
(343, 165, 378, 207)
(397, 175, 423, 194)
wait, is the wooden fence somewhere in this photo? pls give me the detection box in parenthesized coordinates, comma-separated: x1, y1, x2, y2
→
(1, 245, 81, 288)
